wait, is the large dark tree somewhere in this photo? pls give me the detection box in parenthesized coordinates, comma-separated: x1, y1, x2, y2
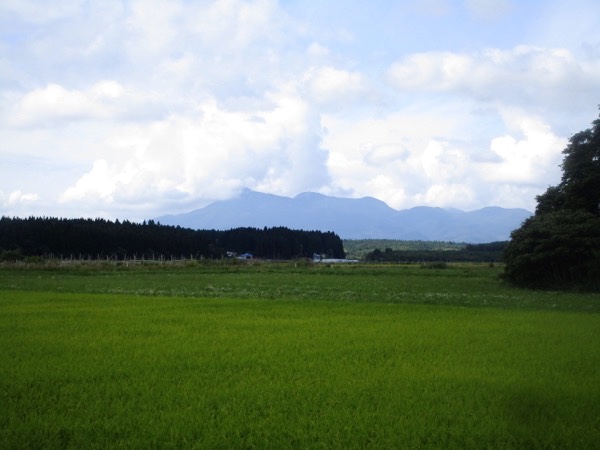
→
(503, 110, 600, 290)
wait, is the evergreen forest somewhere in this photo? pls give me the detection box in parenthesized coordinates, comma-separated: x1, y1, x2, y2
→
(363, 241, 507, 264)
(0, 217, 345, 261)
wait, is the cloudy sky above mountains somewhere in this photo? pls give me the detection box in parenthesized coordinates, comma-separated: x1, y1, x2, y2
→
(1, 0, 600, 220)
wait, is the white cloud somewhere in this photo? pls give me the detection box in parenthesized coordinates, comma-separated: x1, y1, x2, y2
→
(303, 66, 370, 107)
(321, 109, 480, 209)
(1, 189, 38, 206)
(326, 137, 478, 210)
(124, 0, 181, 56)
(61, 160, 117, 202)
(59, 89, 329, 213)
(11, 83, 102, 125)
(8, 81, 161, 127)
(320, 103, 566, 211)
(416, 183, 477, 208)
(0, 189, 39, 217)
(307, 42, 330, 59)
(388, 46, 600, 109)
(480, 114, 565, 185)
(2, 1, 599, 221)
(186, 0, 278, 47)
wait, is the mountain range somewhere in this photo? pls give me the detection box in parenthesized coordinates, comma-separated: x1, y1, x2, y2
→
(155, 189, 531, 243)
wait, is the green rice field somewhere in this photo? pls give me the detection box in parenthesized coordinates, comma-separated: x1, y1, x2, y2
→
(1, 262, 599, 449)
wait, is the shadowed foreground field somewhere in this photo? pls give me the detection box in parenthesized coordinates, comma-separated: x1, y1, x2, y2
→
(1, 263, 599, 448)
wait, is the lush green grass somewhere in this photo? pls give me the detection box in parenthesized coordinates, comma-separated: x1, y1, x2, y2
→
(1, 263, 599, 448)
(1, 261, 598, 311)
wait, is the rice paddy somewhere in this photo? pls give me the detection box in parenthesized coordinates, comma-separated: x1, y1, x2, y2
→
(1, 262, 598, 448)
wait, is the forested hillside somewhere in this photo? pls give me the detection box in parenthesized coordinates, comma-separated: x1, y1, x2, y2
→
(363, 241, 507, 263)
(343, 240, 465, 260)
(0, 217, 345, 261)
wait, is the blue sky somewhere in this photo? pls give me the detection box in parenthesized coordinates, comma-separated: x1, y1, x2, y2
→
(1, 0, 600, 220)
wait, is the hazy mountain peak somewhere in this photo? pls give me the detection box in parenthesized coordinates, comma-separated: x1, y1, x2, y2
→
(155, 190, 532, 243)
(294, 191, 325, 199)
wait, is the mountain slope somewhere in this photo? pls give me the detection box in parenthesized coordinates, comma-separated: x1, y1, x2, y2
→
(155, 190, 531, 243)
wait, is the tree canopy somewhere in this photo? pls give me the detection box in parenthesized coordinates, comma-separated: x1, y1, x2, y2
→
(0, 217, 345, 261)
(503, 110, 600, 290)
(364, 241, 507, 263)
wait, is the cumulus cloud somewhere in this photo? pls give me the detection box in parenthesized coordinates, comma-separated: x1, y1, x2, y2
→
(321, 109, 480, 209)
(321, 102, 566, 211)
(306, 42, 331, 60)
(0, 189, 39, 217)
(185, 0, 285, 50)
(481, 114, 565, 185)
(325, 138, 478, 210)
(2, 1, 599, 219)
(8, 81, 162, 127)
(303, 66, 370, 107)
(0, 189, 38, 206)
(124, 0, 181, 57)
(387, 45, 600, 109)
(60, 89, 330, 213)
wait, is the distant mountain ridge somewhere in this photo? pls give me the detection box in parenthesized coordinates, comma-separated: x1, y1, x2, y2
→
(155, 189, 532, 243)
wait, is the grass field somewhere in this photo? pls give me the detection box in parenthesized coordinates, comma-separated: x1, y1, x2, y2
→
(1, 262, 599, 449)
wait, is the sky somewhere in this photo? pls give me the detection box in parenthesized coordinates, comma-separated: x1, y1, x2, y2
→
(1, 0, 600, 221)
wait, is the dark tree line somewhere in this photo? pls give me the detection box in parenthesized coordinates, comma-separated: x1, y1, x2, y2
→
(364, 241, 507, 263)
(503, 109, 600, 290)
(0, 217, 345, 261)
